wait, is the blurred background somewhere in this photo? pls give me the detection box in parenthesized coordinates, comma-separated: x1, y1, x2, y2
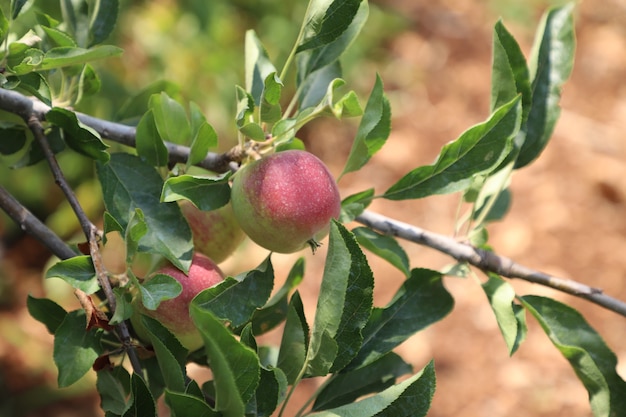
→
(1, 0, 625, 416)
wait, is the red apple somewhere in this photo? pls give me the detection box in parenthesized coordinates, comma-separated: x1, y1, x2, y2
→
(132, 252, 224, 351)
(230, 150, 341, 253)
(180, 200, 245, 263)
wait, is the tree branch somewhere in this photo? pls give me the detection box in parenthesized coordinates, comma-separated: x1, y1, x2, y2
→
(1, 88, 625, 318)
(355, 210, 626, 317)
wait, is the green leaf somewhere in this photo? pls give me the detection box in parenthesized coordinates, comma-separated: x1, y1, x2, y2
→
(53, 310, 103, 387)
(41, 26, 77, 48)
(298, 61, 342, 110)
(310, 360, 435, 417)
(384, 96, 521, 200)
(341, 74, 390, 177)
(0, 8, 7, 41)
(245, 29, 278, 106)
(339, 188, 374, 223)
(141, 315, 188, 393)
(521, 295, 626, 417)
(313, 352, 412, 411)
(150, 92, 191, 145)
(77, 64, 102, 98)
(11, 72, 52, 105)
(26, 295, 68, 334)
(47, 107, 110, 162)
(0, 125, 27, 155)
(11, 0, 28, 19)
(116, 80, 181, 122)
(249, 366, 287, 417)
(139, 273, 183, 310)
(109, 287, 133, 325)
(96, 153, 194, 273)
(125, 208, 148, 262)
(187, 102, 218, 167)
(491, 21, 531, 121)
(515, 3, 575, 168)
(136, 109, 169, 167)
(161, 174, 231, 211)
(39, 45, 123, 70)
(305, 221, 374, 376)
(277, 291, 309, 384)
(349, 268, 453, 369)
(165, 391, 219, 417)
(11, 125, 64, 168)
(235, 85, 255, 127)
(123, 373, 157, 417)
(190, 306, 261, 417)
(297, 0, 364, 53)
(97, 367, 131, 415)
(260, 73, 283, 124)
(352, 227, 410, 277)
(45, 255, 99, 294)
(193, 256, 274, 329)
(239, 121, 266, 141)
(481, 274, 526, 355)
(296, 0, 368, 79)
(251, 257, 305, 335)
(89, 0, 118, 47)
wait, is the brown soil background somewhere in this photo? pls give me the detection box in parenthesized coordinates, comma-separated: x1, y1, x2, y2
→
(1, 1, 626, 416)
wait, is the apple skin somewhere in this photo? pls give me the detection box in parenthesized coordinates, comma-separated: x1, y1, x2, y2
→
(180, 200, 245, 263)
(230, 150, 341, 253)
(132, 253, 224, 351)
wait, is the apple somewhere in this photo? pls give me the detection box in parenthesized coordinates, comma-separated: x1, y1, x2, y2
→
(230, 150, 341, 253)
(180, 200, 245, 263)
(131, 252, 224, 351)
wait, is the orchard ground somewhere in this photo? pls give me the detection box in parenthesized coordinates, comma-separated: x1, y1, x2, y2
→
(1, 1, 625, 416)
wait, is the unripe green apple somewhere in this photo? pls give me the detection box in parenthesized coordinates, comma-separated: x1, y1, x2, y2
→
(180, 200, 245, 263)
(131, 253, 224, 351)
(230, 150, 341, 253)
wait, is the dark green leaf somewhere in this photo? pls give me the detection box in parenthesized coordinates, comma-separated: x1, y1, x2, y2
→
(349, 268, 453, 369)
(341, 74, 390, 177)
(141, 316, 188, 392)
(491, 21, 531, 122)
(245, 30, 277, 106)
(78, 64, 102, 98)
(296, 0, 368, 79)
(149, 92, 191, 145)
(11, 0, 28, 19)
(161, 174, 231, 211)
(521, 295, 626, 417)
(481, 274, 526, 355)
(339, 188, 374, 222)
(188, 102, 217, 167)
(249, 366, 287, 417)
(136, 110, 168, 167)
(306, 221, 374, 376)
(39, 45, 123, 70)
(54, 310, 103, 387)
(97, 367, 131, 415)
(312, 360, 435, 417)
(516, 4, 575, 168)
(297, 0, 364, 53)
(89, 0, 118, 47)
(297, 60, 342, 110)
(190, 306, 261, 417)
(260, 73, 283, 124)
(384, 96, 521, 200)
(0, 126, 27, 155)
(313, 352, 412, 411)
(96, 153, 194, 273)
(45, 255, 99, 294)
(251, 257, 305, 335)
(123, 373, 156, 417)
(109, 287, 133, 325)
(193, 256, 274, 328)
(26, 295, 68, 334)
(11, 125, 64, 168)
(165, 391, 218, 417)
(139, 273, 183, 310)
(352, 227, 410, 277)
(277, 291, 309, 384)
(12, 73, 52, 105)
(47, 107, 110, 162)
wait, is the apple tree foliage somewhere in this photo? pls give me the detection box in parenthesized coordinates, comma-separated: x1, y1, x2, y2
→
(1, 1, 625, 416)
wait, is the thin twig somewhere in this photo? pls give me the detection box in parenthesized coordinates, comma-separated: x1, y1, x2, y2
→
(355, 210, 626, 317)
(19, 110, 143, 374)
